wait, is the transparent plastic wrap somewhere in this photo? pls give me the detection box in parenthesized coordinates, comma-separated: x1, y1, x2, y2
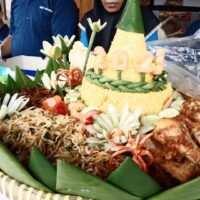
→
(165, 60, 200, 99)
(147, 30, 200, 79)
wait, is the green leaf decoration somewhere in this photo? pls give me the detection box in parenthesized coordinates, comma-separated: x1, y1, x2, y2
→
(29, 147, 56, 191)
(0, 142, 51, 192)
(107, 157, 163, 198)
(1, 67, 42, 96)
(45, 58, 54, 76)
(56, 85, 64, 96)
(148, 176, 200, 200)
(45, 58, 64, 75)
(59, 35, 68, 54)
(34, 70, 44, 86)
(6, 75, 20, 94)
(15, 66, 36, 89)
(63, 54, 70, 69)
(117, 0, 145, 33)
(85, 68, 167, 93)
(52, 59, 61, 71)
(56, 160, 141, 200)
(0, 82, 6, 98)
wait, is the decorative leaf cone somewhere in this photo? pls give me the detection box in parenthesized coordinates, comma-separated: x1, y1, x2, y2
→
(117, 0, 144, 33)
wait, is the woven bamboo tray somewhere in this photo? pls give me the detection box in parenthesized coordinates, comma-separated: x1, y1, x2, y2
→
(0, 172, 89, 200)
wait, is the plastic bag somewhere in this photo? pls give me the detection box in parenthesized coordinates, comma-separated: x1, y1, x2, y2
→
(165, 60, 200, 99)
(147, 31, 200, 79)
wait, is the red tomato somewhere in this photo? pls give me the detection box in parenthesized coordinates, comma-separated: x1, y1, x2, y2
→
(42, 95, 62, 110)
(42, 95, 68, 115)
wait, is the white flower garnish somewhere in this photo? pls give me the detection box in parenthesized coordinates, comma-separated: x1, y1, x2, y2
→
(86, 105, 141, 145)
(69, 41, 87, 70)
(0, 93, 30, 120)
(41, 72, 57, 90)
(41, 71, 68, 91)
(40, 41, 62, 59)
(78, 22, 86, 32)
(64, 35, 76, 47)
(87, 18, 107, 32)
(52, 34, 76, 48)
(52, 35, 62, 49)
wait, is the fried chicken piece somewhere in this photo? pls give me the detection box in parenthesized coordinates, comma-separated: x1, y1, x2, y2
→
(153, 119, 200, 163)
(181, 97, 200, 123)
(179, 97, 200, 145)
(151, 118, 200, 183)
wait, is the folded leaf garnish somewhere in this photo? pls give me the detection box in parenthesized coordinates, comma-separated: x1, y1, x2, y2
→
(0, 142, 51, 192)
(56, 160, 140, 200)
(29, 147, 56, 191)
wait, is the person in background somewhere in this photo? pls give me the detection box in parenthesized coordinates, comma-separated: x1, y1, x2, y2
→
(0, 0, 78, 58)
(80, 0, 160, 52)
(0, 3, 9, 43)
(184, 19, 200, 36)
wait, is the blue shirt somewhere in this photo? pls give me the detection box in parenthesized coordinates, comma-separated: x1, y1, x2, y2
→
(0, 25, 9, 43)
(10, 0, 78, 57)
(185, 20, 200, 36)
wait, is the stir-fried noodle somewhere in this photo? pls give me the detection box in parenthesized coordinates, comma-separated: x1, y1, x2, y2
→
(0, 108, 120, 178)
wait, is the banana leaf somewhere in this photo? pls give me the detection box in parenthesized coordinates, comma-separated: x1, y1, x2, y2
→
(52, 59, 61, 71)
(0, 142, 51, 192)
(45, 58, 54, 76)
(117, 0, 144, 33)
(34, 70, 44, 86)
(107, 157, 163, 198)
(6, 75, 20, 94)
(56, 160, 141, 200)
(0, 82, 6, 98)
(29, 147, 56, 191)
(148, 176, 200, 200)
(15, 66, 36, 89)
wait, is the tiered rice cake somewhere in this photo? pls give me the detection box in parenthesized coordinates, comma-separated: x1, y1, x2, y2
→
(81, 0, 172, 115)
(81, 29, 172, 115)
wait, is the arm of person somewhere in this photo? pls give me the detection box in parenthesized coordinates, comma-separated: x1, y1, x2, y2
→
(0, 0, 15, 58)
(51, 0, 79, 37)
(0, 35, 12, 58)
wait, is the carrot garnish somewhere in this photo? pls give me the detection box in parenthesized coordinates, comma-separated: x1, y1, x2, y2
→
(109, 131, 154, 173)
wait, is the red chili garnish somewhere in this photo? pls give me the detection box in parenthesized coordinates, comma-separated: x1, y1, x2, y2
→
(109, 131, 154, 173)
(69, 67, 83, 87)
(83, 110, 100, 125)
(56, 67, 83, 88)
(75, 110, 100, 135)
(53, 102, 69, 115)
